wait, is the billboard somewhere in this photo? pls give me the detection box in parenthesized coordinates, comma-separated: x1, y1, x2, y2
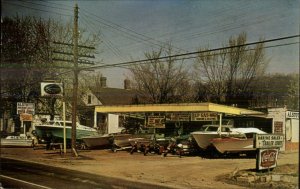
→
(41, 82, 63, 97)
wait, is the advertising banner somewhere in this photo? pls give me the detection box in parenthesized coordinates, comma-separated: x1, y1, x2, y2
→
(166, 113, 190, 121)
(191, 112, 218, 121)
(147, 116, 165, 128)
(20, 113, 33, 121)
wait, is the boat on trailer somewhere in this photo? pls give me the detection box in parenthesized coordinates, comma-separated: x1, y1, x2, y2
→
(210, 127, 267, 154)
(34, 120, 98, 143)
(1, 135, 33, 147)
(191, 125, 241, 150)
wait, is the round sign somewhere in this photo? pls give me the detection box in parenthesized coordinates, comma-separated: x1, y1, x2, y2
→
(44, 84, 62, 94)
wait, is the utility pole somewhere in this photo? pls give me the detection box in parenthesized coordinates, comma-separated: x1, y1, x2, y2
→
(51, 3, 94, 156)
(71, 3, 79, 156)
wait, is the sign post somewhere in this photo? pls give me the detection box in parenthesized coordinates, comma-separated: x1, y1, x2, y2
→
(17, 102, 35, 137)
(63, 101, 66, 154)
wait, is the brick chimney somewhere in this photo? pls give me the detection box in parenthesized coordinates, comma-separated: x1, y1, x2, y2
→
(124, 79, 131, 90)
(100, 77, 107, 88)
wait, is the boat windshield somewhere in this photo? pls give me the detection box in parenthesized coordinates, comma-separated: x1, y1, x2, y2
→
(200, 126, 218, 131)
(200, 125, 231, 132)
(206, 126, 218, 131)
(48, 121, 72, 127)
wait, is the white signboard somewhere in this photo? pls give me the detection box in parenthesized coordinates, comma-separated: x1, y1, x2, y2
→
(17, 102, 35, 115)
(254, 134, 284, 148)
(166, 113, 190, 121)
(191, 112, 218, 121)
(286, 111, 299, 119)
(41, 82, 63, 97)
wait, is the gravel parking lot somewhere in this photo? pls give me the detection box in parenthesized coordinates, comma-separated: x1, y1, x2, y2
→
(1, 147, 298, 189)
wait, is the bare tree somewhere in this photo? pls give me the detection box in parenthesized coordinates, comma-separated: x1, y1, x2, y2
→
(194, 47, 228, 103)
(1, 16, 100, 122)
(285, 73, 299, 110)
(249, 73, 299, 110)
(194, 32, 267, 106)
(129, 45, 192, 104)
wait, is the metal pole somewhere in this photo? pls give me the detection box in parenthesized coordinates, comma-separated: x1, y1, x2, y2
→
(22, 120, 25, 136)
(63, 101, 66, 154)
(219, 113, 222, 137)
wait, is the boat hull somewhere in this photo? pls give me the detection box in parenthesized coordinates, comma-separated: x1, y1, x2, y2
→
(113, 133, 154, 148)
(1, 136, 33, 147)
(191, 133, 222, 149)
(211, 137, 255, 154)
(82, 135, 112, 148)
(35, 125, 97, 142)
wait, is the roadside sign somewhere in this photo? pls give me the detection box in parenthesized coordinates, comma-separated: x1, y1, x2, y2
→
(191, 112, 218, 121)
(41, 82, 63, 97)
(256, 148, 279, 171)
(147, 116, 165, 128)
(254, 134, 284, 149)
(17, 102, 35, 115)
(286, 111, 299, 119)
(20, 113, 33, 121)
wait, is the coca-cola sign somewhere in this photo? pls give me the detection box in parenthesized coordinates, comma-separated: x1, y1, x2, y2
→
(256, 148, 279, 171)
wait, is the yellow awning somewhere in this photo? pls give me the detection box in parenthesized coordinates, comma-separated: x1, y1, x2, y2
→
(95, 103, 265, 117)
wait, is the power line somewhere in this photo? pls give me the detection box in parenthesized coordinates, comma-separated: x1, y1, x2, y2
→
(80, 7, 186, 52)
(79, 14, 128, 62)
(81, 35, 300, 71)
(1, 35, 298, 95)
(19, 0, 73, 12)
(5, 1, 72, 17)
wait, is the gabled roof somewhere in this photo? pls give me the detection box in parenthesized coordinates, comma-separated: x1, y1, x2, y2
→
(92, 87, 138, 105)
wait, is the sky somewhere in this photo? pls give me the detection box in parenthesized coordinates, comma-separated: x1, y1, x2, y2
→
(2, 0, 299, 88)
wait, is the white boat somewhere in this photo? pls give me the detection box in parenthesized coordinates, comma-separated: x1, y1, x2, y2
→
(82, 134, 112, 149)
(210, 128, 267, 154)
(1, 135, 33, 147)
(34, 120, 98, 142)
(191, 125, 239, 150)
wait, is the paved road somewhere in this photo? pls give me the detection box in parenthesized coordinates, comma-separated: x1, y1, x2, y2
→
(0, 157, 172, 189)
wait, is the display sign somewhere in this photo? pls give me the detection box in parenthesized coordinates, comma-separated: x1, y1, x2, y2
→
(274, 121, 283, 134)
(20, 113, 33, 121)
(254, 134, 284, 148)
(41, 82, 63, 97)
(147, 116, 165, 128)
(17, 102, 35, 115)
(166, 113, 190, 121)
(191, 112, 218, 121)
(256, 148, 279, 171)
(286, 111, 299, 119)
